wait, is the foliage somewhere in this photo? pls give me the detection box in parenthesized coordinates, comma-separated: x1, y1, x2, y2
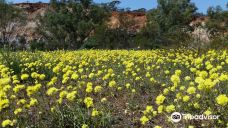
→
(106, 0, 121, 11)
(207, 35, 228, 49)
(29, 40, 46, 51)
(134, 16, 162, 49)
(155, 0, 197, 32)
(38, 0, 110, 50)
(136, 0, 197, 49)
(132, 8, 147, 13)
(206, 6, 228, 36)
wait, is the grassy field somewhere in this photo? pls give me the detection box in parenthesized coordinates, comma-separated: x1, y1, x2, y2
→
(0, 49, 228, 127)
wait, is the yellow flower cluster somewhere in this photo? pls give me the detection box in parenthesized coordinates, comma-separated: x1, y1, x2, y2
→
(156, 94, 166, 105)
(84, 97, 93, 108)
(216, 94, 228, 106)
(1, 119, 16, 127)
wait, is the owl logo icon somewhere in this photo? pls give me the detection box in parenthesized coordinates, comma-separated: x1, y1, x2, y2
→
(171, 112, 182, 123)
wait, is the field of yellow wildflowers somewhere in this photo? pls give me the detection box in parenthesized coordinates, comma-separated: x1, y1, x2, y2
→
(0, 49, 228, 127)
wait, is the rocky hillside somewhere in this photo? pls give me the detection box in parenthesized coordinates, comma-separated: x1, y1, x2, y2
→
(11, 3, 49, 43)
(11, 3, 147, 44)
(10, 3, 212, 44)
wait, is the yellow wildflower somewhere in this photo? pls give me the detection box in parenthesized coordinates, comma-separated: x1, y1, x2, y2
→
(13, 85, 25, 93)
(39, 74, 46, 80)
(109, 80, 116, 87)
(21, 74, 29, 80)
(2, 119, 14, 127)
(91, 109, 99, 117)
(29, 98, 38, 107)
(59, 90, 68, 98)
(157, 105, 164, 113)
(66, 91, 77, 101)
(0, 99, 9, 111)
(183, 95, 190, 102)
(86, 82, 93, 93)
(166, 105, 175, 113)
(81, 124, 89, 128)
(156, 94, 166, 105)
(84, 97, 93, 108)
(14, 108, 23, 115)
(94, 86, 103, 93)
(140, 116, 149, 125)
(216, 94, 228, 106)
(47, 87, 59, 96)
(187, 87, 196, 94)
(71, 73, 79, 80)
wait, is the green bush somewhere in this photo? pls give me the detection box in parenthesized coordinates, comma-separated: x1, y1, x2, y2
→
(29, 40, 46, 51)
(208, 35, 228, 49)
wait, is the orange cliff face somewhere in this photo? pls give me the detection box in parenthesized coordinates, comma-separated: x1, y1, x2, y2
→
(108, 11, 147, 31)
(190, 16, 209, 27)
(14, 3, 49, 14)
(13, 3, 147, 30)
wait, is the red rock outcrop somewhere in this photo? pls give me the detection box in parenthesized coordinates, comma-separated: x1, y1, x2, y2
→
(11, 3, 147, 43)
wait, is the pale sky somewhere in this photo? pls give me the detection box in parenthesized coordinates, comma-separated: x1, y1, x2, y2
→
(10, 0, 228, 14)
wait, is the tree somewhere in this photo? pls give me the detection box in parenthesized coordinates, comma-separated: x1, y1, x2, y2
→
(133, 8, 146, 13)
(206, 6, 228, 36)
(136, 0, 197, 48)
(207, 6, 222, 19)
(205, 5, 228, 49)
(135, 17, 161, 49)
(108, 0, 121, 11)
(0, 0, 24, 48)
(50, 0, 58, 9)
(155, 0, 197, 32)
(38, 0, 110, 50)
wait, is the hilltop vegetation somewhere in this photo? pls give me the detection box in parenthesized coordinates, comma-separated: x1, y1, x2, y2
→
(0, 0, 227, 50)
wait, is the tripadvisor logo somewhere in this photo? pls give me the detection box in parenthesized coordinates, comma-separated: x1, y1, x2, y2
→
(171, 112, 220, 123)
(171, 112, 182, 123)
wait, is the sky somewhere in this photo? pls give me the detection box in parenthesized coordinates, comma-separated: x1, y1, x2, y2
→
(10, 0, 228, 14)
